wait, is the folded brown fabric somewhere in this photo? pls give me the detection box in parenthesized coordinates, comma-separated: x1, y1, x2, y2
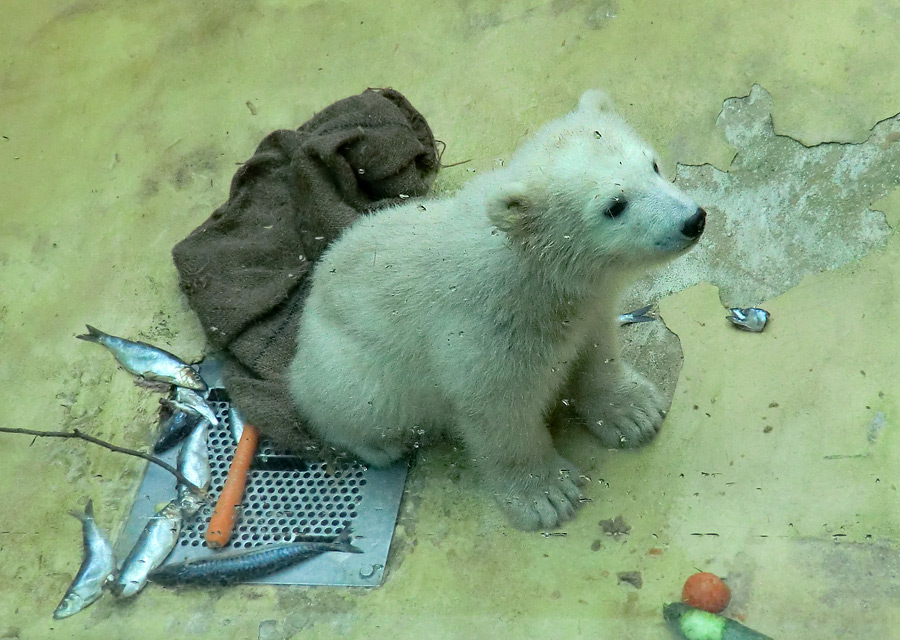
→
(172, 88, 439, 455)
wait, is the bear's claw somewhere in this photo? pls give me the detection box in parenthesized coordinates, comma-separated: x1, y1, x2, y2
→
(492, 456, 583, 530)
(582, 365, 668, 448)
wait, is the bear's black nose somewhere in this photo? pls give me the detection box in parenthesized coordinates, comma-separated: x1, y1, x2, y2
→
(681, 207, 706, 238)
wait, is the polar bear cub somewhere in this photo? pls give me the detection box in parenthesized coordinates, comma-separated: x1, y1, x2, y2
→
(289, 90, 705, 530)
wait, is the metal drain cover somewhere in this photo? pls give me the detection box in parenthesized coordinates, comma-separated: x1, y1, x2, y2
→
(116, 359, 408, 587)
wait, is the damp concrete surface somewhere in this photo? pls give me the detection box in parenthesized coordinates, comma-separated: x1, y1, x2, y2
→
(1, 1, 899, 638)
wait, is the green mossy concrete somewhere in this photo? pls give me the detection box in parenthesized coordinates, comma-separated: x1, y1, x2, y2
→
(1, 2, 899, 638)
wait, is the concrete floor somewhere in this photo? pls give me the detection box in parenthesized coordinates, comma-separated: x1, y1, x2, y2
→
(2, 1, 899, 637)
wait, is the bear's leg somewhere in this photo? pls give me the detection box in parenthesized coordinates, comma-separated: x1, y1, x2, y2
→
(456, 410, 583, 530)
(290, 327, 413, 468)
(310, 404, 411, 467)
(344, 439, 409, 468)
(298, 398, 411, 468)
(570, 320, 667, 448)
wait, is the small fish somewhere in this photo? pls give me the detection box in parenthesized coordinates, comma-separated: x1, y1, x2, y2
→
(53, 500, 116, 619)
(162, 387, 219, 426)
(727, 307, 770, 332)
(176, 419, 211, 518)
(76, 325, 206, 391)
(618, 304, 658, 326)
(111, 500, 183, 598)
(153, 408, 204, 453)
(228, 406, 245, 443)
(663, 602, 773, 640)
(149, 530, 363, 586)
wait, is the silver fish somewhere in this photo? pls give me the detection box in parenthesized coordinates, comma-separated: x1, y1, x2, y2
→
(153, 408, 204, 453)
(618, 304, 658, 326)
(176, 419, 211, 518)
(111, 500, 182, 598)
(727, 307, 770, 332)
(162, 387, 219, 426)
(149, 530, 363, 586)
(53, 500, 116, 619)
(228, 406, 246, 443)
(76, 325, 206, 391)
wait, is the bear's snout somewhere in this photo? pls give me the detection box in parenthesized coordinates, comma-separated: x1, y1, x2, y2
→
(680, 207, 706, 239)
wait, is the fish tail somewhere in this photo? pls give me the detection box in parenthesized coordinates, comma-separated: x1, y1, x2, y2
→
(69, 498, 93, 522)
(334, 526, 353, 544)
(333, 527, 364, 554)
(75, 324, 105, 343)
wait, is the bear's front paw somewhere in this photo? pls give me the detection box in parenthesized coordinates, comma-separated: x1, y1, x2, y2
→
(582, 366, 667, 448)
(489, 456, 584, 530)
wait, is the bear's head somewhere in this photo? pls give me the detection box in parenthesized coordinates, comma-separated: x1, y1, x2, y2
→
(488, 90, 705, 277)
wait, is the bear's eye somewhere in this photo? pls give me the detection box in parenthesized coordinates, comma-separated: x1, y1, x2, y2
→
(605, 198, 628, 219)
(652, 161, 660, 174)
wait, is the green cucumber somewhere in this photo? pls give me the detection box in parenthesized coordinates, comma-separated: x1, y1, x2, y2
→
(663, 603, 774, 640)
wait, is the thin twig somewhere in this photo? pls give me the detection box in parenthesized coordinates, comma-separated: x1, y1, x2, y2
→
(440, 158, 471, 168)
(0, 426, 208, 498)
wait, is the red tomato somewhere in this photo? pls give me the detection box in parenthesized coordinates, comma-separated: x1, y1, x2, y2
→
(681, 572, 731, 613)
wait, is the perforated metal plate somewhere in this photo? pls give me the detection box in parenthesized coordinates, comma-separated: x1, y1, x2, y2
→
(116, 358, 408, 587)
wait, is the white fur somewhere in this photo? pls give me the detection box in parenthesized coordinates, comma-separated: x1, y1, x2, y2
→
(289, 91, 703, 530)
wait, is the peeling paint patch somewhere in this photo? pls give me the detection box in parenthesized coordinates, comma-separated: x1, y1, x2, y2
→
(633, 84, 899, 307)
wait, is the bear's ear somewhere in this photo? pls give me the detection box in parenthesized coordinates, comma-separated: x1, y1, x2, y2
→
(577, 89, 616, 115)
(486, 182, 530, 236)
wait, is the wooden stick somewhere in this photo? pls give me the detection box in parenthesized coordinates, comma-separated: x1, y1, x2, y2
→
(0, 426, 208, 498)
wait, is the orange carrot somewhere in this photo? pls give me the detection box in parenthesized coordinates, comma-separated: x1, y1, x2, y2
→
(205, 423, 259, 549)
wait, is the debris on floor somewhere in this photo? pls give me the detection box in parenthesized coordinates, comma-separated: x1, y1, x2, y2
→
(616, 571, 643, 589)
(598, 515, 631, 538)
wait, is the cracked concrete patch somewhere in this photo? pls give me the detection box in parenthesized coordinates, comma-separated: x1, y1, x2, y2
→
(621, 84, 899, 404)
(632, 84, 898, 308)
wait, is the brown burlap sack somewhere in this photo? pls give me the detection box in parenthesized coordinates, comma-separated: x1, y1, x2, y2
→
(172, 88, 439, 455)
